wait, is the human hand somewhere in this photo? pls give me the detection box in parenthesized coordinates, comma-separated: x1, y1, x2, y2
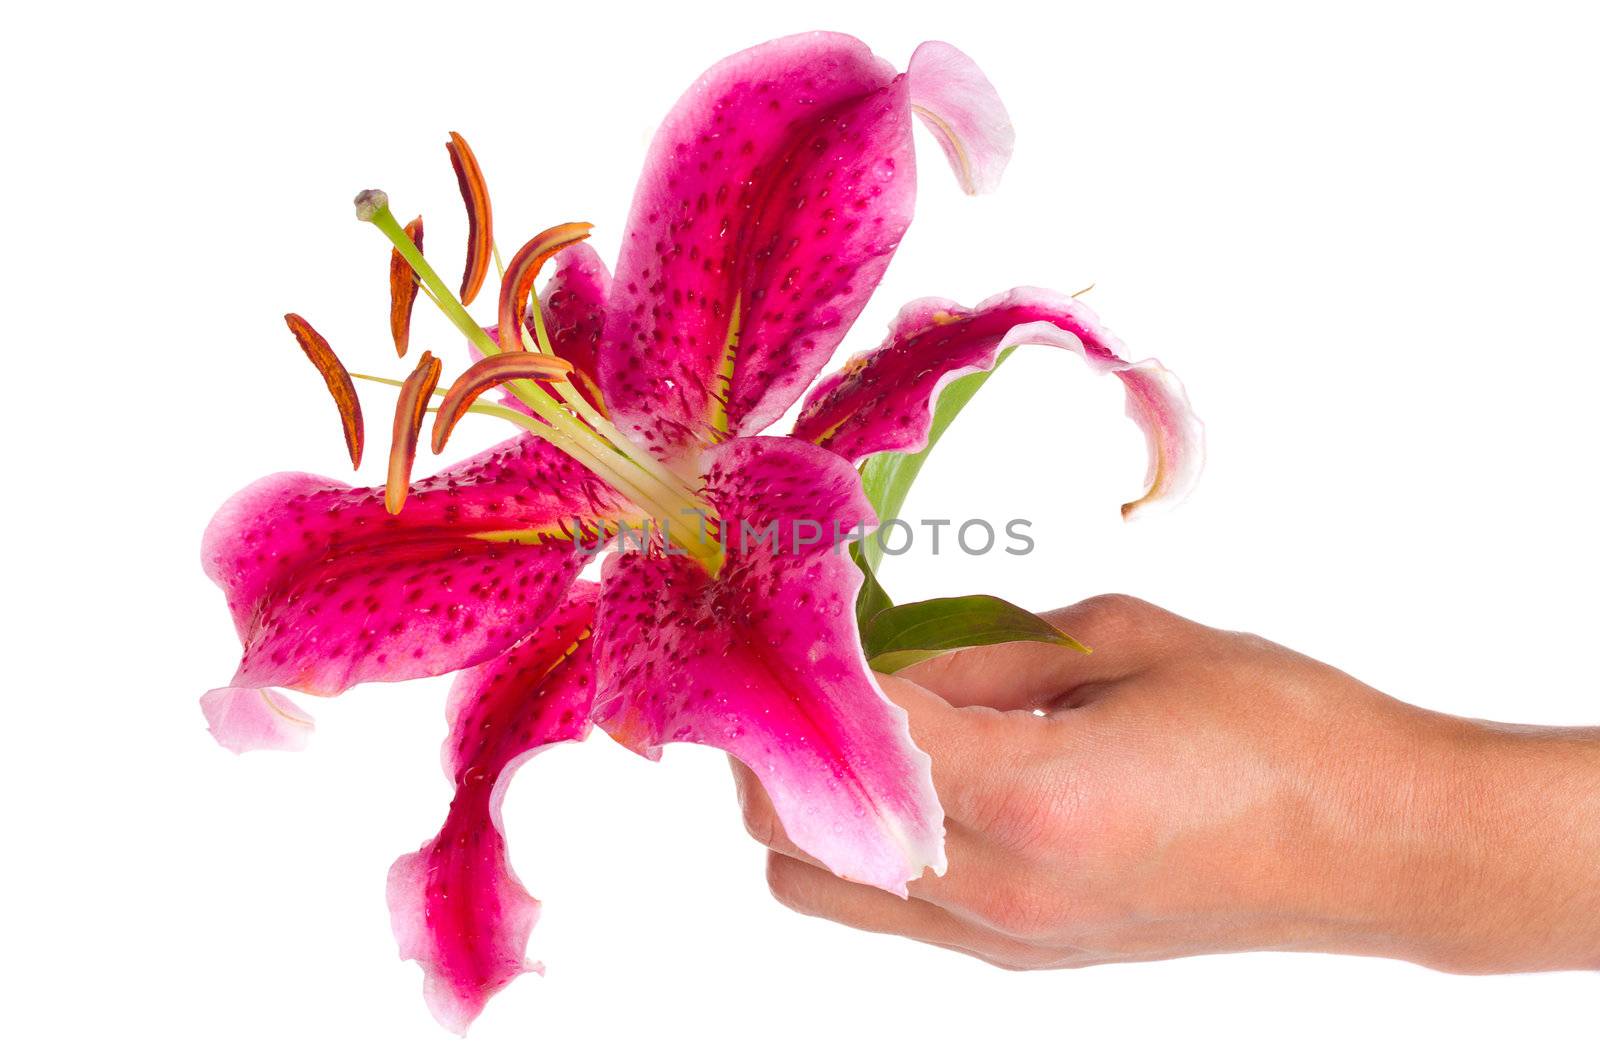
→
(732, 595, 1600, 973)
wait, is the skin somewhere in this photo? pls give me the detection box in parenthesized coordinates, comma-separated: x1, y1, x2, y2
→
(732, 594, 1600, 974)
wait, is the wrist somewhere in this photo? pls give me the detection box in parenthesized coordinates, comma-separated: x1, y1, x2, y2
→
(1409, 717, 1600, 972)
(1321, 707, 1600, 973)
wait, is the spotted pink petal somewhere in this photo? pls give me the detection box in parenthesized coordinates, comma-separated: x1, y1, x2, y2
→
(907, 41, 1014, 195)
(593, 437, 945, 895)
(793, 287, 1206, 518)
(389, 583, 599, 1034)
(538, 243, 611, 413)
(598, 32, 916, 459)
(468, 244, 612, 418)
(202, 435, 630, 698)
(199, 686, 315, 753)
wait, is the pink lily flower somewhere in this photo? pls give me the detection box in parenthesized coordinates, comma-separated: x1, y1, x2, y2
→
(201, 31, 1202, 1033)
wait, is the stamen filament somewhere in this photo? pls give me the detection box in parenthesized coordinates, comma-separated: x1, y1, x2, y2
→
(527, 281, 556, 358)
(484, 405, 723, 572)
(352, 370, 426, 390)
(549, 378, 689, 495)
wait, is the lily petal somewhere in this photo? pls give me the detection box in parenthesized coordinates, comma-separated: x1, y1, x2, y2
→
(539, 243, 611, 414)
(199, 686, 315, 753)
(202, 435, 632, 697)
(389, 583, 598, 1034)
(599, 32, 916, 458)
(907, 41, 1014, 195)
(793, 287, 1205, 518)
(593, 437, 945, 895)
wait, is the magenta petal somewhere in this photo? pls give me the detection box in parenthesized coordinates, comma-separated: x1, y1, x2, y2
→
(907, 41, 1014, 195)
(388, 583, 599, 1034)
(599, 32, 917, 458)
(202, 436, 628, 697)
(793, 287, 1206, 518)
(593, 437, 945, 895)
(539, 243, 611, 413)
(199, 686, 314, 753)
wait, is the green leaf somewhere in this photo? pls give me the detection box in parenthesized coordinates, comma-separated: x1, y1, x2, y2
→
(852, 542, 894, 632)
(849, 345, 1021, 632)
(857, 348, 1015, 570)
(863, 593, 1090, 674)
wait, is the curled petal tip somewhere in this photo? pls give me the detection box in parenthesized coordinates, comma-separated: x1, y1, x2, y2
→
(201, 687, 315, 753)
(908, 41, 1014, 195)
(1113, 361, 1205, 519)
(284, 312, 364, 469)
(354, 188, 389, 222)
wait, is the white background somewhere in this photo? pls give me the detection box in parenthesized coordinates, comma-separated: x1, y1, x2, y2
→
(6, 1, 1597, 1060)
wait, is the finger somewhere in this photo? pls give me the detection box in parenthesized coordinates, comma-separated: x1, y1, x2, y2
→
(764, 852, 1049, 967)
(897, 593, 1164, 711)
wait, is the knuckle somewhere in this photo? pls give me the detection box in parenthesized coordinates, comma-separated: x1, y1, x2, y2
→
(1072, 593, 1153, 631)
(1042, 594, 1162, 653)
(967, 750, 1082, 855)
